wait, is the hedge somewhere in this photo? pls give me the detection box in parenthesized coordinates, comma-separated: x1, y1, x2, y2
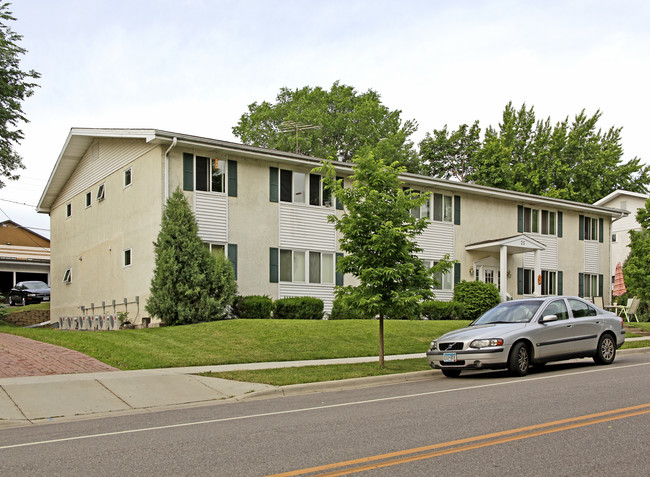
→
(232, 295, 273, 319)
(273, 297, 324, 320)
(420, 300, 465, 320)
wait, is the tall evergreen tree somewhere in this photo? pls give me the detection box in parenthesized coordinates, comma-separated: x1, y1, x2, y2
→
(146, 189, 237, 325)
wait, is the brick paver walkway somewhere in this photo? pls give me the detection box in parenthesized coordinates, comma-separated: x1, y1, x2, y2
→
(0, 333, 118, 378)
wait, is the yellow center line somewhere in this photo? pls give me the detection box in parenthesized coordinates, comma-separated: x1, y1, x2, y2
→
(267, 403, 650, 477)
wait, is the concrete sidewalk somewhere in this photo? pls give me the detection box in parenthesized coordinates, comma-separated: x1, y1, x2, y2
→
(0, 353, 425, 427)
(2, 345, 649, 428)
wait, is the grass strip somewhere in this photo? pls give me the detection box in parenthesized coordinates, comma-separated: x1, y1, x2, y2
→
(201, 358, 431, 386)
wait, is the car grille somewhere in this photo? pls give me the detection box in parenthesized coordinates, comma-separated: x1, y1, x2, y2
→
(438, 342, 464, 351)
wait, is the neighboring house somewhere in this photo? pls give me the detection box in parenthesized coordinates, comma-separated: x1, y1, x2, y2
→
(37, 128, 626, 325)
(594, 190, 649, 285)
(0, 220, 50, 300)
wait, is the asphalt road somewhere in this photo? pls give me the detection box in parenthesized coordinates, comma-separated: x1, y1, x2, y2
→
(1, 353, 649, 476)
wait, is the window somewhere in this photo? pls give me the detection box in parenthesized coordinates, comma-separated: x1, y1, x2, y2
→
(124, 168, 132, 187)
(62, 268, 71, 284)
(427, 260, 453, 290)
(123, 249, 132, 267)
(541, 210, 556, 235)
(280, 169, 292, 202)
(522, 268, 535, 295)
(541, 270, 557, 295)
(203, 243, 225, 257)
(521, 207, 557, 235)
(612, 233, 617, 243)
(66, 203, 72, 218)
(583, 273, 598, 298)
(308, 173, 332, 207)
(543, 299, 569, 320)
(584, 216, 597, 241)
(294, 172, 306, 203)
(433, 193, 453, 222)
(85, 191, 92, 208)
(97, 183, 106, 201)
(196, 156, 224, 193)
(278, 249, 334, 284)
(568, 298, 597, 318)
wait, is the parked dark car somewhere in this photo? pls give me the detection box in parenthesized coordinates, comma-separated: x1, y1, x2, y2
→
(8, 281, 51, 306)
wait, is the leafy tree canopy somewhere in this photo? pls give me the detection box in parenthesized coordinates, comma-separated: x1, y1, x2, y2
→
(314, 152, 452, 366)
(623, 198, 650, 303)
(146, 188, 237, 325)
(420, 102, 648, 203)
(0, 4, 40, 187)
(233, 81, 420, 172)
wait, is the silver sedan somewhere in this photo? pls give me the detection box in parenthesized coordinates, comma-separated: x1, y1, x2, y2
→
(427, 296, 625, 377)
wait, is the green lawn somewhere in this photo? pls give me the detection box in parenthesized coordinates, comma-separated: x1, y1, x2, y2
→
(0, 319, 470, 370)
(3, 302, 50, 314)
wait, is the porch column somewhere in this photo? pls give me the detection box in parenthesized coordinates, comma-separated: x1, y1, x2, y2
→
(534, 249, 542, 296)
(500, 245, 508, 302)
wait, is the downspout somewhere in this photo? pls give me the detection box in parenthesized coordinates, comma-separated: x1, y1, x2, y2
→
(164, 137, 178, 200)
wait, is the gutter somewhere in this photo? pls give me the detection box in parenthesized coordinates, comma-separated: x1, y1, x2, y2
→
(164, 137, 178, 200)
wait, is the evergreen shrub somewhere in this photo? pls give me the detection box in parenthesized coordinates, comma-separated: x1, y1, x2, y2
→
(233, 295, 273, 319)
(273, 297, 324, 320)
(420, 300, 465, 320)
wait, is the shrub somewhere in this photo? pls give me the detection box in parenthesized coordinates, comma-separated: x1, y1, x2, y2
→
(453, 280, 501, 320)
(273, 297, 324, 320)
(420, 300, 465, 320)
(329, 297, 373, 319)
(233, 295, 273, 319)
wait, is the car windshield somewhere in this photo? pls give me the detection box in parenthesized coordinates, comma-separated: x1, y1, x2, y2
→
(21, 281, 48, 290)
(473, 300, 543, 324)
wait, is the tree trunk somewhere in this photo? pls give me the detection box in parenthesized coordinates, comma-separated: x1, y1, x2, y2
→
(379, 314, 385, 368)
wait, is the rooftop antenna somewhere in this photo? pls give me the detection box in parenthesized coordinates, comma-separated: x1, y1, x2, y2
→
(278, 121, 321, 154)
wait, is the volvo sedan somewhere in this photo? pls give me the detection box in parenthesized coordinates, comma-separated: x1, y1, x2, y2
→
(427, 296, 625, 377)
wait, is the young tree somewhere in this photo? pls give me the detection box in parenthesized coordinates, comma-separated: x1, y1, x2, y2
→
(0, 4, 40, 187)
(233, 81, 420, 172)
(315, 152, 451, 367)
(146, 189, 237, 325)
(623, 199, 650, 303)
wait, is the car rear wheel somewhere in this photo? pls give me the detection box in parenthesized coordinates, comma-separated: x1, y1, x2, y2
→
(594, 334, 616, 365)
(441, 369, 461, 378)
(508, 342, 530, 377)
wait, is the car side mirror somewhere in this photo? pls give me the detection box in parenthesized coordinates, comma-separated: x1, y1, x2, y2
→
(540, 314, 558, 323)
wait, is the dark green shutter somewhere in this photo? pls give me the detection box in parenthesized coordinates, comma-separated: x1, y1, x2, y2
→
(269, 248, 279, 283)
(558, 271, 563, 295)
(599, 218, 604, 243)
(558, 212, 563, 237)
(454, 196, 461, 225)
(227, 160, 238, 197)
(227, 244, 238, 280)
(517, 268, 524, 295)
(335, 252, 344, 286)
(579, 215, 584, 241)
(336, 176, 344, 210)
(517, 205, 524, 233)
(598, 274, 604, 297)
(578, 273, 584, 297)
(454, 262, 461, 285)
(269, 167, 279, 202)
(183, 153, 194, 191)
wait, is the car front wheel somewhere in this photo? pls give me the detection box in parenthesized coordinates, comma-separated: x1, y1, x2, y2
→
(508, 342, 530, 377)
(594, 334, 616, 365)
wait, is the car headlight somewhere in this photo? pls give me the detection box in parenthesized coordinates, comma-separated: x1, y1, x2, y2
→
(429, 340, 438, 351)
(470, 338, 504, 349)
(27, 293, 36, 297)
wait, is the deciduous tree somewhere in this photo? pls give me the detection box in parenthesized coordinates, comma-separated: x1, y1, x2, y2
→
(233, 81, 420, 172)
(0, 4, 40, 187)
(623, 199, 650, 303)
(315, 152, 452, 367)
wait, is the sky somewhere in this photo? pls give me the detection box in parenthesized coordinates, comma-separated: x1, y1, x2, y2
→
(2, 0, 649, 238)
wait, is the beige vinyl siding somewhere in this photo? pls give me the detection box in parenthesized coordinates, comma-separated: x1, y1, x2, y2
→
(584, 241, 600, 273)
(52, 138, 158, 208)
(279, 282, 336, 313)
(195, 191, 228, 243)
(523, 235, 558, 270)
(417, 222, 454, 258)
(279, 203, 336, 250)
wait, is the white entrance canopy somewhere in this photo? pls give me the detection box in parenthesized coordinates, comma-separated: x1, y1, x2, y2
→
(466, 234, 546, 302)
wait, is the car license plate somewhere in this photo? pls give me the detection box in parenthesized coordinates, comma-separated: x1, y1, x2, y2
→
(43, 297, 50, 301)
(443, 352, 457, 363)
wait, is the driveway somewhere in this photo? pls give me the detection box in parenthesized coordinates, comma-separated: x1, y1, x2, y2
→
(0, 333, 118, 378)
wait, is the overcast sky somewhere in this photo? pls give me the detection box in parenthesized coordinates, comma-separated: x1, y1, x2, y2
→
(3, 0, 649, 237)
